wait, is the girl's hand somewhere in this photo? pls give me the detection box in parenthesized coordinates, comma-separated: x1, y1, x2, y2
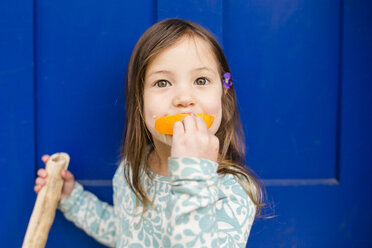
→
(34, 154, 75, 200)
(171, 114, 219, 161)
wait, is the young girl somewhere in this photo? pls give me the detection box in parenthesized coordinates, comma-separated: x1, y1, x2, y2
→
(35, 19, 264, 247)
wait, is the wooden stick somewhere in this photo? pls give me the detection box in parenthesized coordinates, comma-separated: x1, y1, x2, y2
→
(23, 152, 70, 248)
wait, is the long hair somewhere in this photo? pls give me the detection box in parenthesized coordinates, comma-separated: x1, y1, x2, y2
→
(119, 18, 266, 219)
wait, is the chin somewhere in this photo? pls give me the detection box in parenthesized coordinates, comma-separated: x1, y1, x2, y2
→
(153, 133, 173, 148)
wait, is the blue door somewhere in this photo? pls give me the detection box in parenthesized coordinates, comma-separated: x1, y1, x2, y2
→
(1, 0, 371, 247)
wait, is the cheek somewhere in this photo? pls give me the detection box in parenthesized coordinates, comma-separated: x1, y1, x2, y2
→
(144, 92, 167, 119)
(205, 99, 222, 134)
(143, 93, 158, 127)
(211, 110, 222, 134)
(143, 100, 173, 145)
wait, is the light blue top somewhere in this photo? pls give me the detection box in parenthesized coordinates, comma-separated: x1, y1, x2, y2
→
(58, 157, 256, 247)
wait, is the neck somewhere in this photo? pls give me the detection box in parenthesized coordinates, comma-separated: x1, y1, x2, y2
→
(148, 140, 171, 177)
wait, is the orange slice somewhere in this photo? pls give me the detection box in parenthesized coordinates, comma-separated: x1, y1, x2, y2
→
(155, 114, 215, 135)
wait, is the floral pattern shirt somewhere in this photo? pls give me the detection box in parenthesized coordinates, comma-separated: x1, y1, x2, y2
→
(58, 157, 256, 247)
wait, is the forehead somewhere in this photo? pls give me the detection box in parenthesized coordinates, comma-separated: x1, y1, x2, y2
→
(146, 35, 219, 74)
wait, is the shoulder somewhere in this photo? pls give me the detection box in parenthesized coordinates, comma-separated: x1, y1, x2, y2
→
(217, 172, 258, 223)
(217, 173, 256, 209)
(216, 173, 257, 245)
(113, 159, 129, 190)
(113, 159, 125, 179)
(112, 159, 138, 209)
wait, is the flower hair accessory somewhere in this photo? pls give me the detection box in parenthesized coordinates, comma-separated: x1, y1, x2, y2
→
(223, 72, 233, 89)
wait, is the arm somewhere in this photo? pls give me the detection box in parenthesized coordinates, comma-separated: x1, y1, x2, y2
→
(166, 157, 256, 247)
(216, 173, 257, 247)
(58, 182, 117, 247)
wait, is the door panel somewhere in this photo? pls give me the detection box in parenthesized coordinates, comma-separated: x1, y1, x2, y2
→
(225, 0, 340, 180)
(0, 0, 36, 245)
(1, 0, 371, 247)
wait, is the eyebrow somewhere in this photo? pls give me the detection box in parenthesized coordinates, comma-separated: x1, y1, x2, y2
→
(146, 70, 172, 78)
(147, 67, 215, 78)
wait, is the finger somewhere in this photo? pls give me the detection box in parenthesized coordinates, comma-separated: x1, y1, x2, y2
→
(61, 170, 74, 181)
(34, 184, 44, 193)
(35, 177, 46, 186)
(41, 154, 50, 163)
(173, 121, 184, 138)
(34, 185, 40, 193)
(194, 114, 208, 133)
(182, 115, 197, 134)
(37, 169, 48, 178)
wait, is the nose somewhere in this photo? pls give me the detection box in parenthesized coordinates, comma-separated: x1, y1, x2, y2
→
(172, 86, 195, 108)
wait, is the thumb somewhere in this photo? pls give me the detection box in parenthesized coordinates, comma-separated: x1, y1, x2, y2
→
(61, 169, 74, 181)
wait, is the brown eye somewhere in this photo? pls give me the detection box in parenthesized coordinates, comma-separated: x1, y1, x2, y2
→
(155, 80, 170, 87)
(195, 77, 209, 86)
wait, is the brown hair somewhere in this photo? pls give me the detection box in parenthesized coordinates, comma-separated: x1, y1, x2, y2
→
(119, 18, 267, 219)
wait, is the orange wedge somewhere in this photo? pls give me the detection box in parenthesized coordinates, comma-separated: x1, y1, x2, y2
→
(155, 114, 215, 135)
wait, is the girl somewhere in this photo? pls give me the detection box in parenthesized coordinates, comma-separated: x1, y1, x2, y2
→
(35, 19, 265, 247)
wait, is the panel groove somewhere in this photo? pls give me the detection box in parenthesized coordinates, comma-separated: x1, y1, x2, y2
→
(154, 0, 158, 22)
(33, 0, 38, 177)
(78, 180, 113, 187)
(78, 178, 341, 187)
(221, 0, 225, 49)
(335, 0, 344, 183)
(263, 178, 340, 186)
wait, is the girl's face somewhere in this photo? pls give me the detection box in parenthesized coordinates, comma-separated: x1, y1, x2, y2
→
(143, 35, 223, 147)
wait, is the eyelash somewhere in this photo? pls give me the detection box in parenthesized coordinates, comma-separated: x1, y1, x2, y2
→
(194, 77, 210, 86)
(153, 77, 210, 87)
(154, 80, 171, 88)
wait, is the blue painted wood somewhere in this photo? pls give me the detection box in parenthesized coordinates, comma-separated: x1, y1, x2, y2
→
(34, 1, 155, 247)
(35, 0, 152, 181)
(157, 0, 223, 44)
(337, 0, 372, 244)
(1, 0, 371, 247)
(249, 0, 372, 247)
(0, 0, 36, 246)
(224, 0, 340, 180)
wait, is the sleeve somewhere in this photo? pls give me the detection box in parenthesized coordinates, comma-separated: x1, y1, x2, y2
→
(165, 157, 256, 248)
(215, 173, 257, 247)
(57, 182, 117, 247)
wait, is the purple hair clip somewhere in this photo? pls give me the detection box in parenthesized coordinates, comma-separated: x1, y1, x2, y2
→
(223, 72, 233, 89)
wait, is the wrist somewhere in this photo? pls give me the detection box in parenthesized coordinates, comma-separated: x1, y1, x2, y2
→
(168, 157, 218, 179)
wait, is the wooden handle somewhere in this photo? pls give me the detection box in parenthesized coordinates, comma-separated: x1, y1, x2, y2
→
(23, 152, 70, 248)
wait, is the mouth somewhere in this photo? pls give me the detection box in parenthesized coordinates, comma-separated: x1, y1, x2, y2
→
(155, 113, 215, 135)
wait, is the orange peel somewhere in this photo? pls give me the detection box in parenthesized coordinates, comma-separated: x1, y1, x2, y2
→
(155, 114, 215, 135)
